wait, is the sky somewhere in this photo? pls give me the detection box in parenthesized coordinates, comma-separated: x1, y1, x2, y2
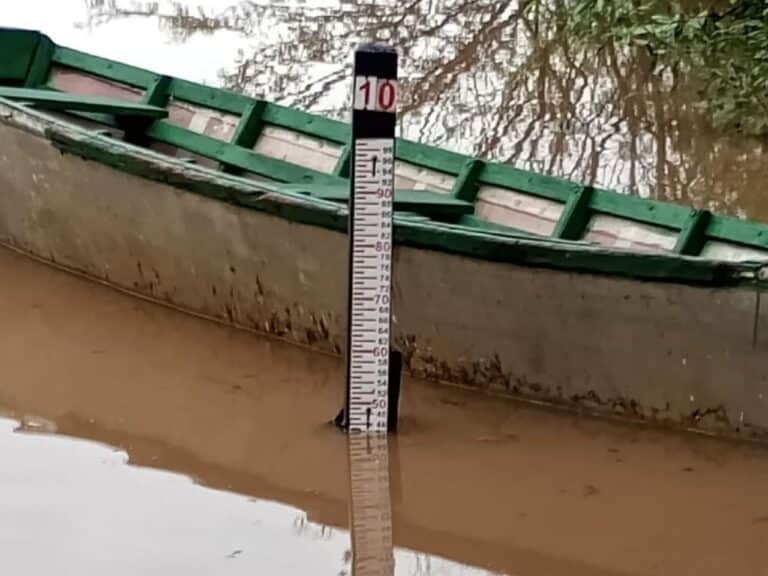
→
(0, 416, 492, 575)
(3, 0, 250, 84)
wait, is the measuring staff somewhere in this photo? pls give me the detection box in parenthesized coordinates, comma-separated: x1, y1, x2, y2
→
(333, 43, 402, 576)
(343, 43, 401, 434)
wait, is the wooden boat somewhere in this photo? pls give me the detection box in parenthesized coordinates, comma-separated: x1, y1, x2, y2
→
(1, 28, 767, 438)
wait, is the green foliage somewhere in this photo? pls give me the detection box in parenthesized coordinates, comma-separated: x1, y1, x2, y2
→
(526, 0, 768, 135)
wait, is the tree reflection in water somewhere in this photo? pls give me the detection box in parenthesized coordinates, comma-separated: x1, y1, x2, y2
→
(82, 0, 768, 221)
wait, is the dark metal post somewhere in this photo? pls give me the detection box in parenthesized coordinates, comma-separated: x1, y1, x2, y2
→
(338, 43, 400, 434)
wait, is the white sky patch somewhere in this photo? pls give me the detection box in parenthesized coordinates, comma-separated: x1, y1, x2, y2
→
(0, 417, 498, 575)
(4, 0, 253, 84)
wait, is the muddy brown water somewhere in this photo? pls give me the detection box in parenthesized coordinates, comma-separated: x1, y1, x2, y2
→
(1, 246, 768, 575)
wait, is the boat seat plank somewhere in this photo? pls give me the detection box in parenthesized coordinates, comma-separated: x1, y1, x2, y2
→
(0, 87, 168, 119)
(279, 183, 473, 220)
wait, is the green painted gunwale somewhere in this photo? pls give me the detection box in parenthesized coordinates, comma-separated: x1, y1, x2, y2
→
(0, 86, 168, 118)
(1, 28, 767, 288)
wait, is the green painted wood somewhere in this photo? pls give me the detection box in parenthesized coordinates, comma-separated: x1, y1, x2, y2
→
(674, 209, 712, 255)
(169, 78, 250, 115)
(231, 100, 267, 147)
(395, 138, 467, 175)
(278, 182, 473, 220)
(394, 220, 754, 285)
(553, 186, 594, 240)
(705, 215, 768, 248)
(52, 46, 155, 88)
(0, 87, 168, 118)
(478, 163, 577, 202)
(142, 75, 172, 107)
(221, 100, 266, 174)
(451, 159, 484, 202)
(395, 212, 432, 222)
(24, 35, 54, 87)
(589, 187, 689, 229)
(0, 29, 40, 83)
(46, 125, 762, 287)
(147, 121, 342, 186)
(262, 102, 349, 144)
(236, 101, 469, 176)
(332, 144, 351, 177)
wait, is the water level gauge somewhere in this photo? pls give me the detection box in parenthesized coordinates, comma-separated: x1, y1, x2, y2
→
(345, 44, 399, 434)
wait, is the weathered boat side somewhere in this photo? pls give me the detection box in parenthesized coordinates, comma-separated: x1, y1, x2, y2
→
(1, 100, 767, 440)
(4, 29, 768, 262)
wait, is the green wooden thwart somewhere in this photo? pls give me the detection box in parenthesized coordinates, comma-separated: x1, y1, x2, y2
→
(221, 100, 267, 174)
(0, 87, 168, 118)
(142, 75, 172, 107)
(231, 101, 267, 148)
(675, 210, 712, 255)
(553, 186, 594, 240)
(451, 159, 484, 203)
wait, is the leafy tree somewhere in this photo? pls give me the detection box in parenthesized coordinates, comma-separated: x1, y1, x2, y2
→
(525, 0, 768, 134)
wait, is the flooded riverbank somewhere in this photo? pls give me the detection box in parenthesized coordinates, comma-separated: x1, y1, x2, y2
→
(1, 246, 767, 575)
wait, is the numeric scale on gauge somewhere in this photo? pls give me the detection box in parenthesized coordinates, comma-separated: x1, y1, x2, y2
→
(338, 42, 402, 435)
(333, 42, 401, 576)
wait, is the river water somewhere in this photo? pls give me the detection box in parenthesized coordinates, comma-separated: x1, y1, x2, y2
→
(6, 0, 768, 221)
(1, 246, 768, 574)
(4, 2, 768, 574)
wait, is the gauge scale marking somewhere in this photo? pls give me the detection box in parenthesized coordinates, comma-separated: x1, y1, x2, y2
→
(344, 44, 398, 576)
(348, 137, 394, 433)
(346, 50, 398, 435)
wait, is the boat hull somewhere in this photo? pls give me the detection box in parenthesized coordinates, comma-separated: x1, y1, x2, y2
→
(1, 103, 766, 438)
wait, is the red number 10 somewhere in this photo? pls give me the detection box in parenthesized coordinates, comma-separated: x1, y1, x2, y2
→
(355, 76, 397, 112)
